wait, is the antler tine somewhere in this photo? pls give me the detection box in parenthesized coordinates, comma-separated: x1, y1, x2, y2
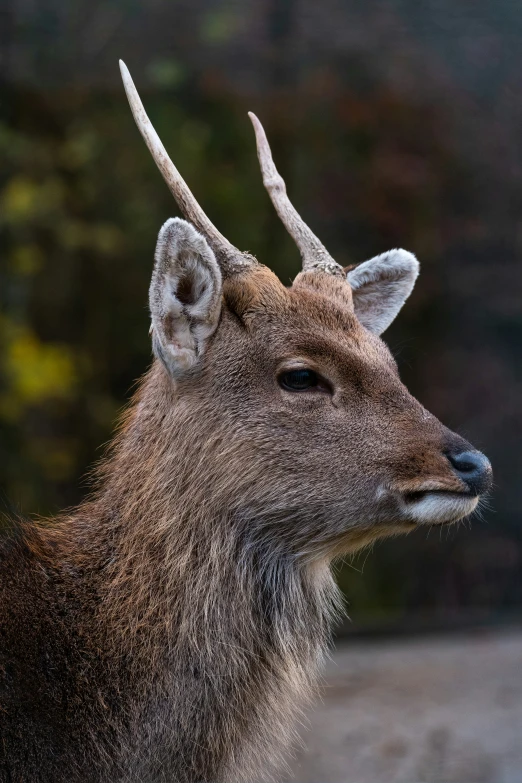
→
(120, 60, 255, 275)
(248, 112, 344, 278)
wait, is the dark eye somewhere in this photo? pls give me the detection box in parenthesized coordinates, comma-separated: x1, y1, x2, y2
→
(278, 368, 320, 392)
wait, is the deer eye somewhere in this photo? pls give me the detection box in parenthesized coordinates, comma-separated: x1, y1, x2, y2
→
(278, 368, 320, 392)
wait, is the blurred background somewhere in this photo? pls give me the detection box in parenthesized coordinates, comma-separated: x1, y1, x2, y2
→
(1, 0, 522, 649)
(2, 2, 522, 779)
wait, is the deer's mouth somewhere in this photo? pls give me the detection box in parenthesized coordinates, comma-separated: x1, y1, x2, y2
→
(401, 489, 478, 526)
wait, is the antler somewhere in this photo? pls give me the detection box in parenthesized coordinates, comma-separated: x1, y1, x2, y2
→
(248, 112, 344, 278)
(120, 60, 255, 275)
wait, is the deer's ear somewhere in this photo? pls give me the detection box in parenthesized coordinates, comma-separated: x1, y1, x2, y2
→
(149, 218, 222, 377)
(347, 249, 419, 335)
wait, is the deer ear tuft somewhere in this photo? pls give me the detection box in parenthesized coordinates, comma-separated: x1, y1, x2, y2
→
(149, 218, 222, 377)
(347, 249, 419, 335)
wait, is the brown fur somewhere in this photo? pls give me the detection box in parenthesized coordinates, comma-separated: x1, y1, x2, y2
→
(0, 264, 486, 782)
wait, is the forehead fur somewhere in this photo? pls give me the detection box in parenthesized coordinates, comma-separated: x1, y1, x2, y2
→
(221, 265, 398, 383)
(223, 265, 359, 336)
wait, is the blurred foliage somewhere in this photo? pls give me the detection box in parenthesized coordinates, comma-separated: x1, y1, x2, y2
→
(1, 0, 521, 627)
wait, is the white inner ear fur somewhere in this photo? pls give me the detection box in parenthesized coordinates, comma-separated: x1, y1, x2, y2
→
(149, 218, 222, 377)
(347, 249, 419, 335)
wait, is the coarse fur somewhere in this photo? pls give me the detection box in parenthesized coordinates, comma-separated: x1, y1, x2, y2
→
(0, 167, 492, 781)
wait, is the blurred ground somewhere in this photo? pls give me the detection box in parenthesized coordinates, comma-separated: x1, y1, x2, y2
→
(286, 630, 522, 783)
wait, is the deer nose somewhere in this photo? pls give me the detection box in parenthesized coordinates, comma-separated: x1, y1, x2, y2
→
(446, 449, 492, 496)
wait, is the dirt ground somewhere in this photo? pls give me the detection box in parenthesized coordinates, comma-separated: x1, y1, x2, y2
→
(284, 629, 522, 783)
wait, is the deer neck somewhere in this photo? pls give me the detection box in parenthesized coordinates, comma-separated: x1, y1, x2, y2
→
(81, 363, 337, 650)
(53, 363, 339, 778)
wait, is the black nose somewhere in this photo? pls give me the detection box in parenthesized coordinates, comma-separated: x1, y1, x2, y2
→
(446, 449, 492, 495)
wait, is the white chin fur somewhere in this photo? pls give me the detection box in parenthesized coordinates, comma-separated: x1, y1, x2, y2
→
(404, 492, 478, 526)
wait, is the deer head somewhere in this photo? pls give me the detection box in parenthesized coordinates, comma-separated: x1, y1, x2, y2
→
(119, 61, 492, 559)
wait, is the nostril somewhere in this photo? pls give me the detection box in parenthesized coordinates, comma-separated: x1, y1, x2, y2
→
(446, 449, 492, 495)
(448, 451, 481, 474)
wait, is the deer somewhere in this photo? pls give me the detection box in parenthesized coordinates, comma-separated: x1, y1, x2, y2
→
(0, 60, 492, 783)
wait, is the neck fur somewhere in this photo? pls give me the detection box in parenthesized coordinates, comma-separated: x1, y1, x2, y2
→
(52, 362, 341, 781)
